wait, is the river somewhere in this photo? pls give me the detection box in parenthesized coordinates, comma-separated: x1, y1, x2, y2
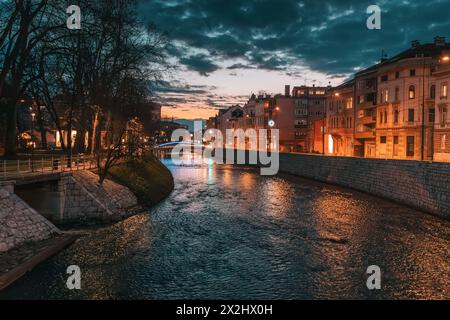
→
(1, 160, 449, 299)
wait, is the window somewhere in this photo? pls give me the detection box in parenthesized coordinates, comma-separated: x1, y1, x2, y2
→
(384, 111, 387, 123)
(295, 108, 308, 116)
(295, 119, 307, 126)
(380, 136, 387, 144)
(358, 95, 364, 104)
(409, 85, 415, 99)
(410, 69, 416, 76)
(430, 85, 436, 99)
(441, 134, 447, 151)
(408, 109, 415, 122)
(407, 136, 415, 157)
(429, 108, 435, 123)
(395, 71, 400, 79)
(346, 97, 353, 109)
(395, 87, 399, 101)
(379, 112, 383, 124)
(381, 89, 389, 103)
(393, 136, 399, 156)
(394, 110, 399, 124)
(442, 107, 448, 126)
(441, 83, 448, 98)
(381, 75, 388, 82)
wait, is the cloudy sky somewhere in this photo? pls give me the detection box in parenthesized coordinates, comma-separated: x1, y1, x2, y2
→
(138, 0, 450, 119)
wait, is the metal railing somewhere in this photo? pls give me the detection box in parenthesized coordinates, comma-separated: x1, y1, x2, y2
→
(1, 155, 98, 180)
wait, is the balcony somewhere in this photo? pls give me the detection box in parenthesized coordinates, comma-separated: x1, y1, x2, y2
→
(355, 130, 376, 139)
(359, 115, 376, 125)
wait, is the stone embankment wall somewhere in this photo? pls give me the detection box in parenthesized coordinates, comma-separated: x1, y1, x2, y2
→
(59, 171, 141, 224)
(0, 182, 60, 253)
(279, 153, 450, 219)
(0, 171, 141, 252)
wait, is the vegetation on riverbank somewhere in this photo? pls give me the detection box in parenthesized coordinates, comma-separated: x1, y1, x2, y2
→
(108, 154, 174, 207)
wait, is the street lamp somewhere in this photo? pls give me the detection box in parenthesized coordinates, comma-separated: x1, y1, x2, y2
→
(30, 108, 36, 172)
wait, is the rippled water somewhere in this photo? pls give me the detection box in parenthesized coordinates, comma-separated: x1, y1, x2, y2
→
(1, 160, 449, 299)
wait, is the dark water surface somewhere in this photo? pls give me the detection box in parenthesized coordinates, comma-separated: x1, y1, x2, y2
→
(1, 160, 449, 299)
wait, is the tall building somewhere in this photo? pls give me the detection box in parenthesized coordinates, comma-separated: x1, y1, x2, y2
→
(272, 85, 327, 153)
(326, 80, 355, 156)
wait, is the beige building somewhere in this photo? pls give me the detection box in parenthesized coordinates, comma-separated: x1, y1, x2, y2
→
(374, 38, 450, 160)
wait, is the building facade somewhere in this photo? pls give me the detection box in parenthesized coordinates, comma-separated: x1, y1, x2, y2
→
(326, 80, 355, 156)
(354, 67, 378, 157)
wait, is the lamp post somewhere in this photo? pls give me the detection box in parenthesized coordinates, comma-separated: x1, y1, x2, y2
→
(30, 108, 36, 172)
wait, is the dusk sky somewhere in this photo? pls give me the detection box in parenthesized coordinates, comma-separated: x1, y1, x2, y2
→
(138, 0, 450, 120)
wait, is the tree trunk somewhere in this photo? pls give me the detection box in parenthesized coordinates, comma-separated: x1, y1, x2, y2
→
(36, 104, 47, 149)
(90, 110, 99, 155)
(4, 102, 17, 158)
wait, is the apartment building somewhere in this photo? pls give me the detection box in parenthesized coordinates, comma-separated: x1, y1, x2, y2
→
(295, 86, 327, 153)
(433, 53, 450, 161)
(326, 80, 355, 156)
(374, 37, 450, 160)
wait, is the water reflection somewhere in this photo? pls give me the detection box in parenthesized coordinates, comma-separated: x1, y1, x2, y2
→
(1, 160, 449, 300)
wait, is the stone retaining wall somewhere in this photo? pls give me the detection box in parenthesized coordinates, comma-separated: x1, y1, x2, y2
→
(279, 153, 450, 219)
(0, 171, 141, 253)
(57, 171, 141, 224)
(0, 182, 60, 253)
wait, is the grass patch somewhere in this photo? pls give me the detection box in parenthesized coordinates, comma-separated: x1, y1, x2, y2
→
(108, 154, 174, 207)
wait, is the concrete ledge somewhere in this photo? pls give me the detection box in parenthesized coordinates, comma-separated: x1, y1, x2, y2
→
(0, 234, 78, 291)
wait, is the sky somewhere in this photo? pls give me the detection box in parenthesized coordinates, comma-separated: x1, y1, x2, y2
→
(138, 0, 450, 120)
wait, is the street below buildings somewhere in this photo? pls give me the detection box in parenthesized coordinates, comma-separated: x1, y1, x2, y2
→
(0, 160, 449, 299)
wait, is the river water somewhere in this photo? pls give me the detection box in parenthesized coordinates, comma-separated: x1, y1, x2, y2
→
(1, 160, 449, 299)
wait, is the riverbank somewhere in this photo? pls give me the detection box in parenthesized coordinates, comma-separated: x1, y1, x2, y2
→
(0, 155, 174, 291)
(108, 154, 174, 207)
(0, 234, 78, 291)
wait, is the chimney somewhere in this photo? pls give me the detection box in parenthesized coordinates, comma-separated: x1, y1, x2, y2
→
(285, 85, 290, 97)
(411, 40, 420, 48)
(434, 36, 446, 46)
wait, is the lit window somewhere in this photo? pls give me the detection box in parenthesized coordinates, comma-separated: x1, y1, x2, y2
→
(441, 83, 448, 98)
(409, 85, 415, 99)
(346, 98, 353, 109)
(441, 134, 447, 151)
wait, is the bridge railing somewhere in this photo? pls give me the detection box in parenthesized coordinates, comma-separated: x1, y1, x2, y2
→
(0, 155, 98, 180)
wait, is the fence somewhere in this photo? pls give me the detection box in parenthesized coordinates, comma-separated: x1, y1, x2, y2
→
(1, 155, 98, 180)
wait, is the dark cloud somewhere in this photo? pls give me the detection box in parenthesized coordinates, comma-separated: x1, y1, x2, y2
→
(179, 54, 220, 76)
(139, 0, 450, 76)
(151, 81, 216, 94)
(227, 63, 255, 70)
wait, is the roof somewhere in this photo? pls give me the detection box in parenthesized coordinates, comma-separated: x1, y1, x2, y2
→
(355, 40, 450, 77)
